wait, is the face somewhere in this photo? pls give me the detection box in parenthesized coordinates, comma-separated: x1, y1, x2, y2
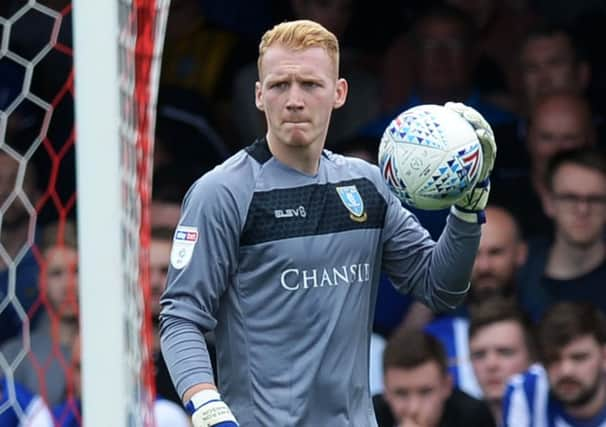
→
(255, 45, 347, 152)
(544, 164, 606, 247)
(470, 321, 532, 403)
(547, 335, 606, 407)
(44, 246, 79, 319)
(415, 17, 472, 98)
(520, 34, 587, 110)
(150, 238, 171, 316)
(471, 208, 526, 300)
(384, 361, 452, 427)
(528, 99, 593, 176)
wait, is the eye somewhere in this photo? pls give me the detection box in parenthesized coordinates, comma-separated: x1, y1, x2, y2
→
(497, 347, 516, 357)
(419, 387, 434, 397)
(270, 81, 288, 90)
(471, 350, 486, 361)
(302, 81, 320, 89)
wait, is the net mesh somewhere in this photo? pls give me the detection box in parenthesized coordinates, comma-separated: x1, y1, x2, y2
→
(0, 0, 170, 425)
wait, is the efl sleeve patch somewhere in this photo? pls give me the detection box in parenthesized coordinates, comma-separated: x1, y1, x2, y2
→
(170, 225, 199, 269)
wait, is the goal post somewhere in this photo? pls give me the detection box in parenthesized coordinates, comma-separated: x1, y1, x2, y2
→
(72, 1, 126, 426)
(72, 0, 170, 425)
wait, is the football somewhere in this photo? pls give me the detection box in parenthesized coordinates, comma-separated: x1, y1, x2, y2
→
(378, 104, 483, 210)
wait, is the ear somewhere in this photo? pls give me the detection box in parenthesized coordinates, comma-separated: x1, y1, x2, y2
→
(255, 81, 264, 111)
(333, 78, 348, 110)
(541, 191, 555, 219)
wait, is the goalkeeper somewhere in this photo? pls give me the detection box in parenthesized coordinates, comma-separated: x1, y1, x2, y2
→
(159, 19, 496, 427)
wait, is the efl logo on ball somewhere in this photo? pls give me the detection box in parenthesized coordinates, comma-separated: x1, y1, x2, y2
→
(378, 104, 483, 210)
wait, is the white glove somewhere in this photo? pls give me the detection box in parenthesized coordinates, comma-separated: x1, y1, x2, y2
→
(444, 102, 497, 223)
(186, 389, 239, 427)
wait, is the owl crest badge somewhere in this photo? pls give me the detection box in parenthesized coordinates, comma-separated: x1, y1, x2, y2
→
(336, 185, 367, 223)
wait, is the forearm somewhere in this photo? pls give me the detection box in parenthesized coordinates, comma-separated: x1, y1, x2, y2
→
(418, 214, 480, 311)
(159, 314, 216, 401)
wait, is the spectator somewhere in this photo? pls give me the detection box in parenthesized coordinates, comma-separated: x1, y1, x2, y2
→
(518, 147, 606, 319)
(468, 298, 535, 422)
(468, 205, 528, 305)
(370, 2, 516, 139)
(503, 302, 606, 426)
(516, 23, 591, 118)
(0, 221, 78, 406)
(444, 0, 537, 111)
(373, 328, 495, 427)
(492, 93, 597, 238)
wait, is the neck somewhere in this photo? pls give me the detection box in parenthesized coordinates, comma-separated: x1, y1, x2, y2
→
(266, 134, 323, 175)
(565, 378, 606, 420)
(546, 237, 605, 279)
(488, 399, 502, 424)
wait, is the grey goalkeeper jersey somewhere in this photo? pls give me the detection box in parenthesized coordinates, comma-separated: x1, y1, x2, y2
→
(159, 138, 480, 426)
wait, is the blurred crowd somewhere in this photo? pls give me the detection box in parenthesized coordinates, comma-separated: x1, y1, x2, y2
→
(1, 0, 606, 425)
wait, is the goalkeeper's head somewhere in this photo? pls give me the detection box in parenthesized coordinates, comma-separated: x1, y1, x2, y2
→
(257, 19, 340, 79)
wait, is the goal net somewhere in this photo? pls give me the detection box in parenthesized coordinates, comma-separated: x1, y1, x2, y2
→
(0, 0, 170, 426)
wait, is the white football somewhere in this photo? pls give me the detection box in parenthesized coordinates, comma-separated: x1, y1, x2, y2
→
(378, 104, 483, 210)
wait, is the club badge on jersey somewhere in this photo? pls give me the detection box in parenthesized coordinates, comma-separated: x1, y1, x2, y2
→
(336, 185, 367, 222)
(171, 225, 199, 269)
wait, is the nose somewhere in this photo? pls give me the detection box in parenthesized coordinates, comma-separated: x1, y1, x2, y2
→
(558, 358, 577, 376)
(285, 85, 304, 111)
(484, 351, 500, 371)
(407, 395, 422, 416)
(474, 252, 491, 273)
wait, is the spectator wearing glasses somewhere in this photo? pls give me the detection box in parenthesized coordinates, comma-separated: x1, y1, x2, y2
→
(518, 147, 606, 319)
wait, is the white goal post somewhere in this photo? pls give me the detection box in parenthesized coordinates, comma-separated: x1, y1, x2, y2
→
(72, 0, 170, 425)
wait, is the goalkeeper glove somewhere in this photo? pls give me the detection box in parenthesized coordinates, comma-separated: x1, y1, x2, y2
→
(185, 389, 239, 427)
(444, 102, 497, 224)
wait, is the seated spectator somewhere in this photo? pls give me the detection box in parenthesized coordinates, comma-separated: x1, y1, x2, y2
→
(0, 221, 78, 406)
(516, 23, 591, 118)
(443, 0, 536, 111)
(468, 298, 535, 422)
(503, 302, 606, 426)
(366, 3, 516, 141)
(518, 147, 606, 319)
(0, 377, 53, 426)
(374, 328, 495, 427)
(492, 93, 597, 238)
